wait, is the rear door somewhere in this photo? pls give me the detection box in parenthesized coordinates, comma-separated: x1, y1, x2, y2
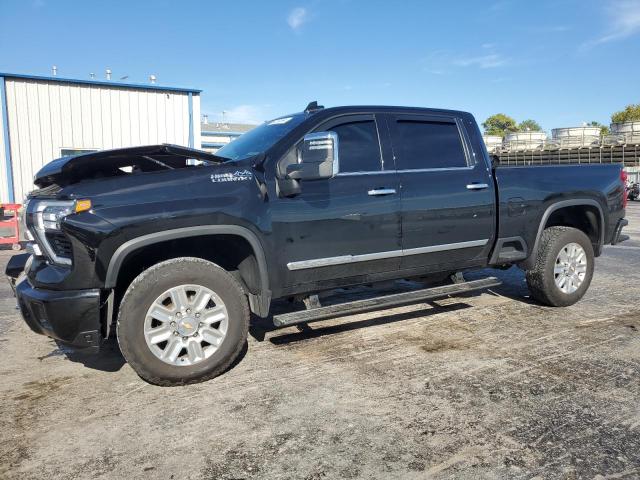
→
(385, 113, 496, 270)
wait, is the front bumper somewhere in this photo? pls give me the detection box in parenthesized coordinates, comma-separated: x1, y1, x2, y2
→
(7, 254, 103, 352)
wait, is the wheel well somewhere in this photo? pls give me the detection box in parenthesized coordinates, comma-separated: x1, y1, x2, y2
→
(112, 235, 262, 321)
(544, 205, 601, 250)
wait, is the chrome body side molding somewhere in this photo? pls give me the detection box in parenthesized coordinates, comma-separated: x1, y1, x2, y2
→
(287, 239, 488, 271)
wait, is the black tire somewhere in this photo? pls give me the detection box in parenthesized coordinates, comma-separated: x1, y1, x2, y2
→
(526, 226, 595, 307)
(117, 257, 249, 386)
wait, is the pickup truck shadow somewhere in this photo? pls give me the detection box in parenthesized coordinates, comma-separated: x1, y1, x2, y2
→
(465, 266, 537, 305)
(42, 339, 127, 372)
(41, 269, 532, 374)
(250, 266, 534, 345)
(256, 300, 472, 345)
(46, 337, 250, 376)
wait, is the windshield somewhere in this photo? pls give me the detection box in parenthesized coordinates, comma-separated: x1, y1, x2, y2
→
(216, 114, 307, 161)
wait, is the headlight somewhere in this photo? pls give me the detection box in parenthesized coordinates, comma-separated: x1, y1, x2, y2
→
(27, 199, 91, 266)
(36, 202, 75, 231)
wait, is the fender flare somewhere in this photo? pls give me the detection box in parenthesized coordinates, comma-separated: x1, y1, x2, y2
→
(104, 225, 271, 300)
(522, 199, 605, 269)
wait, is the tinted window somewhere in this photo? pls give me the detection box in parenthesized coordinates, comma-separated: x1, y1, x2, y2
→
(329, 120, 381, 173)
(394, 120, 467, 169)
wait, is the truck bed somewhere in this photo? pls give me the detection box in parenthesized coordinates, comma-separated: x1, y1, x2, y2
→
(493, 163, 626, 265)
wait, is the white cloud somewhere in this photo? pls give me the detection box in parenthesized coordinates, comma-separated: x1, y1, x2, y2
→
(453, 53, 508, 69)
(420, 50, 452, 74)
(422, 47, 509, 74)
(583, 0, 640, 48)
(219, 105, 265, 125)
(287, 7, 308, 31)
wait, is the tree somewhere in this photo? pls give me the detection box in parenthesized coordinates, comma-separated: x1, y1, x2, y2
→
(517, 119, 542, 132)
(482, 114, 518, 137)
(588, 121, 609, 136)
(611, 104, 640, 123)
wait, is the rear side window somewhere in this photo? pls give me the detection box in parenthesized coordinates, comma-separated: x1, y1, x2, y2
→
(394, 120, 468, 170)
(329, 120, 382, 173)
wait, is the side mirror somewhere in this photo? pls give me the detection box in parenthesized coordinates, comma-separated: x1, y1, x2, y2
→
(288, 132, 339, 180)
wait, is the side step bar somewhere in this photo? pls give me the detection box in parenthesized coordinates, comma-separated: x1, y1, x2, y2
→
(273, 277, 502, 328)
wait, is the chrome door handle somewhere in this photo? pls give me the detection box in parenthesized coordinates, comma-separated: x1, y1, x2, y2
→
(368, 188, 397, 196)
(466, 183, 489, 190)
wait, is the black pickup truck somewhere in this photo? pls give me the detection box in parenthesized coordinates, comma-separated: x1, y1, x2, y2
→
(7, 103, 628, 385)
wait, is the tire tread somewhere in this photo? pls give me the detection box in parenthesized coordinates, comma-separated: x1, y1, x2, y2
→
(526, 226, 594, 307)
(117, 257, 249, 386)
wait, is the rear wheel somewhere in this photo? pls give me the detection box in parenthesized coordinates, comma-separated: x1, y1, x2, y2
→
(117, 257, 249, 386)
(526, 226, 594, 307)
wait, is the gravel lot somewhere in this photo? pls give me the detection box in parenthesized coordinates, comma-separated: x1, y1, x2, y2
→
(0, 204, 639, 480)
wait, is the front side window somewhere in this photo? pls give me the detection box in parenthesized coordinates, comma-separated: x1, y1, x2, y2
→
(394, 120, 468, 170)
(329, 120, 382, 173)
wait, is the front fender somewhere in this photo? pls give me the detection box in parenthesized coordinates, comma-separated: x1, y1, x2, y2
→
(103, 225, 271, 315)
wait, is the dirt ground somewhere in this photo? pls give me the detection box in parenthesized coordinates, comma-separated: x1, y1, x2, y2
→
(0, 204, 639, 480)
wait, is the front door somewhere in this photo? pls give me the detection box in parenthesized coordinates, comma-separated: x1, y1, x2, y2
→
(270, 114, 401, 291)
(385, 113, 496, 271)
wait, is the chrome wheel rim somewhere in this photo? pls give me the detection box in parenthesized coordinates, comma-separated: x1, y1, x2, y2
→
(143, 284, 228, 366)
(554, 242, 587, 294)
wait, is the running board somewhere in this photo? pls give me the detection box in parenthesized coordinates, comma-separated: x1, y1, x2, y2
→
(272, 277, 502, 328)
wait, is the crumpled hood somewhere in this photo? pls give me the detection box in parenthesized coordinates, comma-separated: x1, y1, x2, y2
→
(34, 144, 226, 188)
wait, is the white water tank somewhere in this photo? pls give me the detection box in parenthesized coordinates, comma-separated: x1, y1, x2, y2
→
(609, 121, 640, 145)
(482, 135, 503, 152)
(551, 126, 601, 148)
(503, 131, 547, 151)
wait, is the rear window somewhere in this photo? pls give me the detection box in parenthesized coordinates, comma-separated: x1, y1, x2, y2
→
(394, 120, 468, 170)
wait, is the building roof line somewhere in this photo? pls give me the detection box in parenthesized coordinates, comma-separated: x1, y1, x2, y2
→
(201, 130, 245, 137)
(0, 72, 201, 93)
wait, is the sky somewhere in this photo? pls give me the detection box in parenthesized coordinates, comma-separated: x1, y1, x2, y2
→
(1, 0, 639, 132)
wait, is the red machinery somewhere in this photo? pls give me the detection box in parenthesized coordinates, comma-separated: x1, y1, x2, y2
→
(0, 203, 23, 251)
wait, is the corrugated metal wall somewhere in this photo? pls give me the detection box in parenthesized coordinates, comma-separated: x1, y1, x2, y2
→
(0, 86, 9, 203)
(0, 77, 201, 202)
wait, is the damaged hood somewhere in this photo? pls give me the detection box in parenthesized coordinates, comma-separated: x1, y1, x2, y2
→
(34, 144, 228, 188)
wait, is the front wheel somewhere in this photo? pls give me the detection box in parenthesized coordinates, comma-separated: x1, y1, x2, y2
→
(526, 226, 595, 307)
(117, 257, 249, 386)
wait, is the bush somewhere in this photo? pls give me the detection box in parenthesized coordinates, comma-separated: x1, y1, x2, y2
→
(483, 114, 518, 136)
(518, 119, 542, 132)
(611, 104, 640, 123)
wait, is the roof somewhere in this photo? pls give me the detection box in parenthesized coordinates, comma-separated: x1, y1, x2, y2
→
(0, 72, 201, 94)
(313, 105, 471, 117)
(201, 122, 256, 134)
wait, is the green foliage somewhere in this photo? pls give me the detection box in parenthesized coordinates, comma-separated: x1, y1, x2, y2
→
(482, 114, 518, 137)
(611, 104, 640, 123)
(518, 119, 542, 132)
